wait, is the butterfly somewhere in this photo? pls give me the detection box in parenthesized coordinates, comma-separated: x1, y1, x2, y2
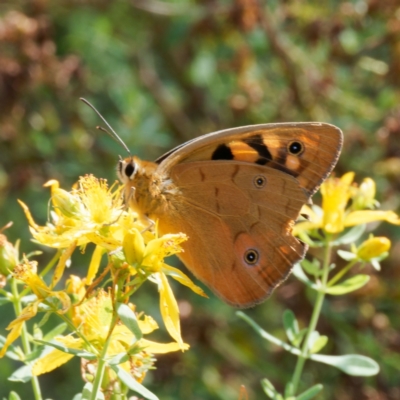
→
(117, 123, 343, 308)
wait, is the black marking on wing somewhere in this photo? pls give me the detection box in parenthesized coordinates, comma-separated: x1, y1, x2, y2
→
(244, 135, 272, 165)
(212, 144, 234, 160)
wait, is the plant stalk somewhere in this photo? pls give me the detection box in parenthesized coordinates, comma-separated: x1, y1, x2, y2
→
(289, 239, 332, 395)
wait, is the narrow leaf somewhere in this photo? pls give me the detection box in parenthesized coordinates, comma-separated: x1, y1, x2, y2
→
(310, 335, 328, 354)
(326, 275, 370, 295)
(237, 312, 300, 355)
(296, 384, 324, 400)
(8, 392, 22, 400)
(337, 250, 357, 261)
(111, 365, 159, 400)
(333, 224, 365, 245)
(261, 378, 277, 398)
(43, 323, 68, 342)
(116, 302, 142, 340)
(310, 354, 379, 376)
(301, 259, 321, 277)
(34, 339, 96, 359)
(292, 264, 319, 290)
(81, 383, 93, 400)
(0, 297, 11, 306)
(283, 310, 299, 345)
(0, 336, 20, 361)
(8, 365, 32, 383)
(293, 328, 308, 348)
(109, 352, 129, 366)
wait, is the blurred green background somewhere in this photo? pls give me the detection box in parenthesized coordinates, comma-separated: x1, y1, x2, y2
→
(1, 0, 400, 399)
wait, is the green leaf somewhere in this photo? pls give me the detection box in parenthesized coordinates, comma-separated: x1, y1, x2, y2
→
(301, 258, 321, 277)
(116, 302, 142, 341)
(109, 352, 129, 366)
(80, 382, 105, 400)
(237, 312, 300, 356)
(333, 224, 365, 245)
(292, 328, 308, 348)
(34, 339, 97, 359)
(292, 264, 319, 290)
(325, 274, 370, 295)
(111, 365, 159, 400)
(283, 310, 299, 345)
(25, 348, 45, 362)
(371, 259, 381, 271)
(81, 383, 91, 400)
(337, 250, 357, 261)
(72, 394, 82, 400)
(0, 296, 11, 306)
(310, 335, 328, 354)
(8, 392, 22, 400)
(8, 365, 32, 383)
(261, 378, 284, 399)
(310, 354, 379, 376)
(43, 322, 68, 341)
(296, 384, 324, 400)
(261, 378, 276, 398)
(0, 336, 19, 361)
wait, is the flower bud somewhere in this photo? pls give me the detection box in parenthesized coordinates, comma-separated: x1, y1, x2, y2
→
(0, 234, 18, 276)
(352, 178, 379, 210)
(357, 236, 390, 261)
(123, 229, 145, 265)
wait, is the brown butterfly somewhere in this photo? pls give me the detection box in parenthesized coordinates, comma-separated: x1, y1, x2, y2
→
(117, 123, 343, 308)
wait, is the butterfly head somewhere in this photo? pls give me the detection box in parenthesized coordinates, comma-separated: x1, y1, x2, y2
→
(117, 156, 139, 184)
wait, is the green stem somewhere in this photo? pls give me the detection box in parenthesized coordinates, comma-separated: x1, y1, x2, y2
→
(327, 259, 358, 287)
(290, 238, 332, 396)
(10, 278, 43, 400)
(89, 313, 119, 400)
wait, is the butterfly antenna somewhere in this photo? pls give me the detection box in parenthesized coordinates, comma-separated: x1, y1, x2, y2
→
(80, 97, 131, 156)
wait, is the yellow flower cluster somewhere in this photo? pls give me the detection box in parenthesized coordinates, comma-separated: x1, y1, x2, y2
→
(294, 172, 400, 235)
(1, 175, 206, 381)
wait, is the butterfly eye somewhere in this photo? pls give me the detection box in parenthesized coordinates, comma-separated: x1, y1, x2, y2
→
(288, 141, 304, 155)
(254, 175, 266, 188)
(124, 162, 136, 179)
(244, 249, 259, 265)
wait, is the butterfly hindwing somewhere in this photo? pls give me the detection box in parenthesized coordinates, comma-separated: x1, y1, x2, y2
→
(157, 161, 309, 307)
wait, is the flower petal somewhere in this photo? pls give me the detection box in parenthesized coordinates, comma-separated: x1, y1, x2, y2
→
(157, 272, 184, 348)
(51, 241, 77, 289)
(345, 210, 400, 227)
(32, 349, 75, 376)
(139, 338, 189, 353)
(162, 264, 207, 297)
(86, 245, 105, 285)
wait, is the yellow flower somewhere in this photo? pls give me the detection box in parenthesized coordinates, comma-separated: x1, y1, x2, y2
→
(122, 228, 206, 347)
(294, 173, 400, 236)
(0, 259, 71, 358)
(18, 175, 129, 249)
(32, 291, 188, 380)
(356, 236, 391, 268)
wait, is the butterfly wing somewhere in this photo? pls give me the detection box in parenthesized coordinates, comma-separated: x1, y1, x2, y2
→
(158, 161, 309, 307)
(157, 122, 343, 196)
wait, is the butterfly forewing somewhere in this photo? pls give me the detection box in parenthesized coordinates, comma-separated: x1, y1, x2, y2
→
(158, 123, 343, 196)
